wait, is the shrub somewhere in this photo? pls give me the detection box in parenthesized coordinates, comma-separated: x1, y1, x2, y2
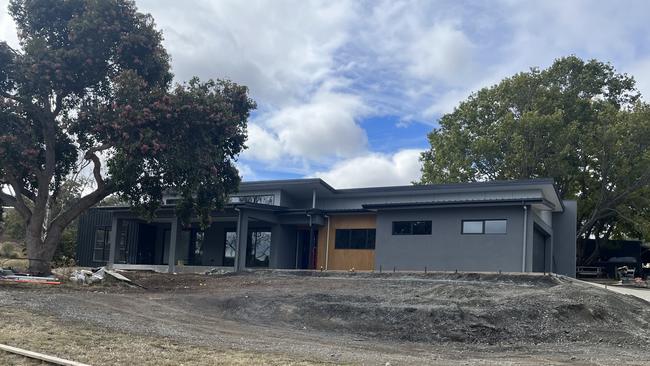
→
(0, 242, 19, 259)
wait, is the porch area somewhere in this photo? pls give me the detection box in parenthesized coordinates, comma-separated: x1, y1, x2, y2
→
(103, 206, 322, 273)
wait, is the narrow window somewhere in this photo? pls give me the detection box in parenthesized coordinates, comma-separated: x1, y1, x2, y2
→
(462, 220, 483, 234)
(224, 230, 237, 266)
(484, 220, 507, 234)
(246, 230, 271, 267)
(462, 220, 508, 234)
(335, 229, 376, 249)
(392, 221, 432, 235)
(93, 228, 111, 262)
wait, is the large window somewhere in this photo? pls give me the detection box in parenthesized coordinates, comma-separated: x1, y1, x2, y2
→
(93, 227, 111, 262)
(187, 229, 205, 266)
(224, 230, 237, 266)
(335, 229, 376, 249)
(462, 220, 507, 234)
(392, 221, 432, 235)
(246, 230, 271, 267)
(230, 194, 275, 205)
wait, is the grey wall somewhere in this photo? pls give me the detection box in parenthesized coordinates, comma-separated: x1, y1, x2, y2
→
(532, 227, 546, 272)
(552, 200, 577, 277)
(374, 206, 527, 272)
(270, 225, 298, 269)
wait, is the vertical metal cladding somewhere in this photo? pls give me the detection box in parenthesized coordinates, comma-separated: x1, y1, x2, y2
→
(75, 208, 113, 267)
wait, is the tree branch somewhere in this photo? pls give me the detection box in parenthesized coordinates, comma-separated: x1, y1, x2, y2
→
(5, 176, 32, 220)
(49, 183, 115, 232)
(0, 190, 18, 208)
(83, 143, 113, 189)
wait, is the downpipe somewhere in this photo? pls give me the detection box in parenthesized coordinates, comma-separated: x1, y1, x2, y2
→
(325, 215, 330, 270)
(522, 204, 528, 272)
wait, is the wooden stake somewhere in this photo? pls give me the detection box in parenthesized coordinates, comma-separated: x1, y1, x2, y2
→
(0, 343, 90, 366)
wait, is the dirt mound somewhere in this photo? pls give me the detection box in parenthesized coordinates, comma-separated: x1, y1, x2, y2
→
(175, 272, 650, 346)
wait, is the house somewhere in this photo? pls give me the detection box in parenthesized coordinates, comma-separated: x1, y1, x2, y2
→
(75, 178, 577, 276)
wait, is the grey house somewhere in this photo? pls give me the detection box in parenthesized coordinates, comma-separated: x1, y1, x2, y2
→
(76, 178, 577, 276)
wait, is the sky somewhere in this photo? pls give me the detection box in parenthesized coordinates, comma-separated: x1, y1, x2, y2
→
(2, 0, 650, 188)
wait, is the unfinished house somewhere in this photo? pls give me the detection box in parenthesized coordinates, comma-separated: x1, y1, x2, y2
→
(76, 178, 577, 276)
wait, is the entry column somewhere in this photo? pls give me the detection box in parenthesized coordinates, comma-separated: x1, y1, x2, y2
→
(168, 218, 180, 273)
(234, 209, 249, 272)
(107, 216, 121, 269)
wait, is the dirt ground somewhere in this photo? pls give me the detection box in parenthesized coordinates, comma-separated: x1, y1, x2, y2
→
(1, 270, 650, 365)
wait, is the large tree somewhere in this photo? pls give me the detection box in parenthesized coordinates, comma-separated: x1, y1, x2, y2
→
(421, 56, 650, 263)
(0, 0, 255, 274)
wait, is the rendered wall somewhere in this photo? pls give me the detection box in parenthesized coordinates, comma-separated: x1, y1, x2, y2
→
(552, 200, 577, 277)
(270, 225, 298, 269)
(374, 206, 527, 272)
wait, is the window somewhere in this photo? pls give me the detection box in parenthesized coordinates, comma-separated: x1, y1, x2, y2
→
(462, 220, 507, 234)
(462, 221, 483, 234)
(224, 230, 237, 266)
(392, 221, 432, 235)
(187, 229, 204, 265)
(335, 229, 376, 249)
(116, 225, 128, 263)
(484, 220, 507, 234)
(93, 228, 111, 262)
(246, 230, 271, 267)
(230, 194, 275, 205)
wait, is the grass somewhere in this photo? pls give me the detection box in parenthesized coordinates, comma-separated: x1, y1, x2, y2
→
(0, 308, 330, 366)
(0, 258, 28, 270)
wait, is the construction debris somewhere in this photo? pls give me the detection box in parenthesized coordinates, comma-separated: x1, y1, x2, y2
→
(0, 267, 62, 285)
(69, 267, 142, 288)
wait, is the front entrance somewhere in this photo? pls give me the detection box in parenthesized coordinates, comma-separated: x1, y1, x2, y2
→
(137, 224, 157, 264)
(296, 229, 318, 269)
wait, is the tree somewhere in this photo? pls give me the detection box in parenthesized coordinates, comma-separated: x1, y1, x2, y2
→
(420, 56, 650, 263)
(0, 207, 25, 242)
(0, 0, 255, 274)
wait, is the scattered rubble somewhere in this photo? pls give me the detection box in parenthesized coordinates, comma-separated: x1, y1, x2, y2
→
(69, 267, 141, 287)
(0, 267, 61, 285)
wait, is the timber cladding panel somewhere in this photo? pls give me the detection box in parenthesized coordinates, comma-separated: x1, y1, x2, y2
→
(317, 214, 376, 271)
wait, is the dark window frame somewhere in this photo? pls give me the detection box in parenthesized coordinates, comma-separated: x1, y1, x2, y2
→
(461, 219, 507, 235)
(224, 229, 237, 266)
(334, 228, 376, 250)
(247, 228, 272, 268)
(391, 221, 432, 235)
(230, 194, 275, 205)
(484, 219, 508, 234)
(93, 227, 111, 262)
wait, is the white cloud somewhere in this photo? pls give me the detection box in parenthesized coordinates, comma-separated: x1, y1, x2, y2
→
(137, 0, 354, 107)
(235, 162, 256, 181)
(406, 23, 476, 84)
(244, 87, 368, 165)
(627, 58, 650, 101)
(314, 149, 423, 188)
(0, 2, 18, 48)
(243, 124, 282, 162)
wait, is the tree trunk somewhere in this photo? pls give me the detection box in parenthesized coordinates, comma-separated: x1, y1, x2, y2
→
(25, 226, 61, 276)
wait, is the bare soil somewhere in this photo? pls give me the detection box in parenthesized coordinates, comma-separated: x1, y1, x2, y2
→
(1, 270, 650, 365)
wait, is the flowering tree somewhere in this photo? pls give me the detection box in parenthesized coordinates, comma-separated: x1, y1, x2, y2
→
(0, 0, 255, 274)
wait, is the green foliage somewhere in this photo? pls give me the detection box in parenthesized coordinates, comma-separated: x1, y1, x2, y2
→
(0, 0, 254, 272)
(53, 223, 77, 267)
(0, 242, 19, 259)
(0, 207, 25, 242)
(421, 56, 650, 245)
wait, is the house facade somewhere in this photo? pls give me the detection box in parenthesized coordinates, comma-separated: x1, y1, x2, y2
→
(76, 178, 577, 276)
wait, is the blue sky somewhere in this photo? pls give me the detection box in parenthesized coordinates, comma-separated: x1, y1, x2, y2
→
(2, 0, 650, 188)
